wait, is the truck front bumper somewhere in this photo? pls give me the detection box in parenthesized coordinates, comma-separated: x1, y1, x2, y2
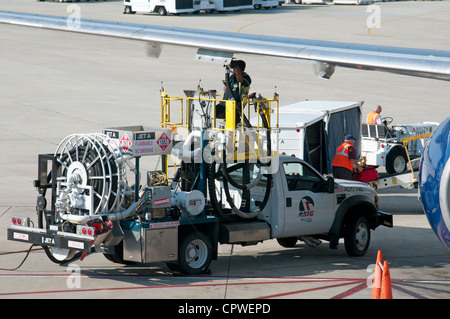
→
(377, 211, 393, 228)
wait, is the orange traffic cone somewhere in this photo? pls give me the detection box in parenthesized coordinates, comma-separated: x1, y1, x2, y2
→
(371, 250, 383, 299)
(380, 260, 393, 299)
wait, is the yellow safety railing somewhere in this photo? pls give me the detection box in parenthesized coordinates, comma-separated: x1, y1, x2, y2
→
(161, 88, 279, 163)
(400, 132, 432, 178)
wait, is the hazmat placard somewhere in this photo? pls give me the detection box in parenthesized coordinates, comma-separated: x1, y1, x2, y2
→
(134, 131, 156, 156)
(102, 126, 172, 156)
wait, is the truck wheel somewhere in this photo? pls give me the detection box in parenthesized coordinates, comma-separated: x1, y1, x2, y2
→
(178, 232, 213, 275)
(344, 216, 370, 257)
(123, 6, 136, 14)
(277, 237, 298, 247)
(386, 147, 407, 174)
(157, 6, 167, 15)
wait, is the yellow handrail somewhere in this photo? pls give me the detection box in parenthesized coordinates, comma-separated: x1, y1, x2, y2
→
(400, 132, 432, 178)
(161, 89, 279, 163)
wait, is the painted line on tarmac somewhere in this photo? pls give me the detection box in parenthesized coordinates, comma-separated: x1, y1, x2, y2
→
(0, 276, 367, 297)
(330, 282, 368, 299)
(391, 284, 427, 299)
(1, 274, 446, 298)
(255, 279, 365, 299)
(394, 280, 450, 297)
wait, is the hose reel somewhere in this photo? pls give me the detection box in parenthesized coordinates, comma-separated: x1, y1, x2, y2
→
(54, 133, 128, 219)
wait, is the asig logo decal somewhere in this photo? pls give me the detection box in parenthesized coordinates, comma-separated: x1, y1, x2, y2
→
(298, 196, 314, 221)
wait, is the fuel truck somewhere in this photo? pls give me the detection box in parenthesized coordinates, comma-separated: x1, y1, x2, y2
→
(7, 84, 392, 275)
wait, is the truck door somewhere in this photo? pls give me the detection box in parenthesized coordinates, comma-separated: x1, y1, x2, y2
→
(129, 0, 153, 12)
(281, 161, 335, 237)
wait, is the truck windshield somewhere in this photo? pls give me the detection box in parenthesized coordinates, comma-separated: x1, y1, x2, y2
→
(219, 163, 268, 186)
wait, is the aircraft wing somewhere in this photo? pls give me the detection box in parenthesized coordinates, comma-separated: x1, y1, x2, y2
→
(1, 10, 450, 81)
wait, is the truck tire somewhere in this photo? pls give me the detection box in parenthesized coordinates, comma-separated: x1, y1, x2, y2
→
(123, 6, 136, 14)
(277, 237, 298, 247)
(157, 6, 167, 15)
(344, 216, 370, 257)
(177, 232, 213, 275)
(385, 147, 407, 174)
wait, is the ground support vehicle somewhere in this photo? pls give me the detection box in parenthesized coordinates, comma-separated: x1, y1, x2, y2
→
(37, 0, 107, 2)
(194, 0, 216, 12)
(273, 100, 362, 175)
(213, 0, 253, 12)
(366, 170, 417, 190)
(274, 100, 437, 185)
(363, 133, 435, 190)
(294, 0, 329, 4)
(332, 0, 375, 4)
(7, 86, 392, 275)
(123, 0, 196, 15)
(361, 121, 438, 175)
(253, 0, 279, 9)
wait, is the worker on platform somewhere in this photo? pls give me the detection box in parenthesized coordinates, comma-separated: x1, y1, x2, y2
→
(216, 60, 251, 120)
(332, 134, 363, 180)
(367, 105, 382, 125)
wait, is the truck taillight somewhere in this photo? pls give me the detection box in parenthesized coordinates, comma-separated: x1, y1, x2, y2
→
(11, 216, 30, 227)
(76, 225, 96, 237)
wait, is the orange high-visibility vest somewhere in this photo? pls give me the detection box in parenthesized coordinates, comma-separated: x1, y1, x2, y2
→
(367, 111, 381, 124)
(332, 142, 354, 171)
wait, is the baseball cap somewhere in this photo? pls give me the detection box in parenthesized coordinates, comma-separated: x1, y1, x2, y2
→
(345, 134, 357, 141)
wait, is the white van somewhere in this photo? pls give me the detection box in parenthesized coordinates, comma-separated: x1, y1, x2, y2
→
(124, 0, 195, 15)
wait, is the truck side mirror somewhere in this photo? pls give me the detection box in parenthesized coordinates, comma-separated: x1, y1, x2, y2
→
(327, 176, 335, 194)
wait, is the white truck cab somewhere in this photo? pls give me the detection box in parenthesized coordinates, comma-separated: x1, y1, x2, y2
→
(255, 155, 388, 256)
(219, 154, 390, 257)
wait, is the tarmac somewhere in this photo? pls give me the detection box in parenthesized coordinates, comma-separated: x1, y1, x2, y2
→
(0, 0, 450, 303)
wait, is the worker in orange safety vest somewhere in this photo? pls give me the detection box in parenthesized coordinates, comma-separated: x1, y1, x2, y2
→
(367, 105, 382, 125)
(332, 134, 363, 180)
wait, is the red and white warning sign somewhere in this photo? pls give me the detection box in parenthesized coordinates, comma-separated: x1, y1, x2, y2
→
(153, 197, 171, 206)
(120, 133, 132, 153)
(157, 132, 171, 151)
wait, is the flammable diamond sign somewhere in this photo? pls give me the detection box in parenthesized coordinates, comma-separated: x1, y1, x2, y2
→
(120, 133, 132, 153)
(157, 132, 171, 151)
